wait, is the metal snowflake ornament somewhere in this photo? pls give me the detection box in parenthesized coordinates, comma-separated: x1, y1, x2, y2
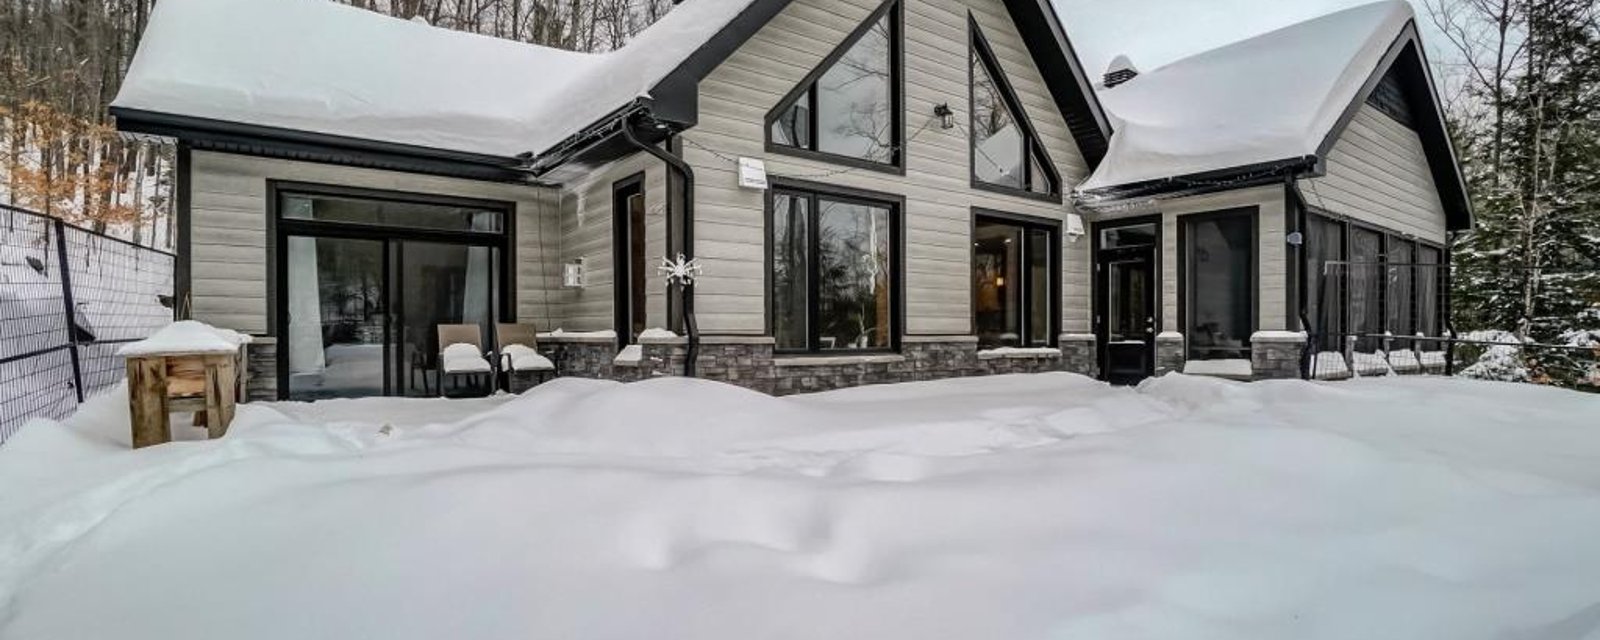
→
(657, 253, 704, 287)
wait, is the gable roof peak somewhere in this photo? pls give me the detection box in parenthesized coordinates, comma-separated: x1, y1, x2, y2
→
(1080, 0, 1417, 192)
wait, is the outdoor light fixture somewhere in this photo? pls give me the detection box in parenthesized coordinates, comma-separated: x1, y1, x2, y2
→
(934, 103, 954, 129)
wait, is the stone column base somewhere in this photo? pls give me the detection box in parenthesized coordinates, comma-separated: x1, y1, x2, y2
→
(1155, 333, 1185, 376)
(245, 337, 278, 402)
(1059, 334, 1098, 377)
(1251, 332, 1307, 380)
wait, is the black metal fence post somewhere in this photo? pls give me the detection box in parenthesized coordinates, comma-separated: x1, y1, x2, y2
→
(52, 218, 85, 403)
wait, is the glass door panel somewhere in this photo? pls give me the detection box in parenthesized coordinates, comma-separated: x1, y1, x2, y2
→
(285, 236, 388, 400)
(396, 240, 496, 397)
(1103, 248, 1155, 385)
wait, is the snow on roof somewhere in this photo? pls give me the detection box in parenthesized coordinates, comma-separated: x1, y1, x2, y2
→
(1078, 0, 1415, 193)
(112, 0, 756, 159)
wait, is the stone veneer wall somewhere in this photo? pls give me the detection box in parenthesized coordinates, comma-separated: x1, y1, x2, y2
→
(542, 334, 1103, 396)
(244, 338, 278, 402)
(1250, 332, 1308, 380)
(242, 334, 1110, 402)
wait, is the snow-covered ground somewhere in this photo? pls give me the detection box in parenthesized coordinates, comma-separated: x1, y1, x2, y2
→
(2, 373, 1599, 639)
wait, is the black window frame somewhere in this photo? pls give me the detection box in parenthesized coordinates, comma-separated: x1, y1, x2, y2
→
(1177, 207, 1259, 362)
(968, 14, 1062, 204)
(1305, 211, 1349, 353)
(1300, 207, 1449, 354)
(763, 0, 905, 175)
(764, 177, 904, 355)
(970, 208, 1062, 349)
(1386, 237, 1417, 348)
(266, 180, 516, 400)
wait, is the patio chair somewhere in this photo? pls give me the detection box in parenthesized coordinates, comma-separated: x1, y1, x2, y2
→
(436, 324, 494, 397)
(496, 323, 556, 392)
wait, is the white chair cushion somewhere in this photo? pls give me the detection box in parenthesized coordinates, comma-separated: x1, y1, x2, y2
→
(441, 342, 492, 373)
(502, 344, 554, 372)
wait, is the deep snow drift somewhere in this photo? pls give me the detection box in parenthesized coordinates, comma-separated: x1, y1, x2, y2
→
(2, 373, 1599, 639)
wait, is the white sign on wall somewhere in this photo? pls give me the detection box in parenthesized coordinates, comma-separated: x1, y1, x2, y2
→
(1065, 212, 1086, 242)
(738, 157, 769, 190)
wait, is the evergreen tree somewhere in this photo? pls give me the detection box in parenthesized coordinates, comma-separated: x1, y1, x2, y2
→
(1447, 0, 1600, 386)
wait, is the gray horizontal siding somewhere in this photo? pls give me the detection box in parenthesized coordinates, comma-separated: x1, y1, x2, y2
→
(555, 151, 669, 334)
(187, 150, 561, 335)
(686, 0, 1092, 337)
(1303, 104, 1449, 243)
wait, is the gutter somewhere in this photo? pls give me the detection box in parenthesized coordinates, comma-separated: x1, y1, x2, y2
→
(1074, 155, 1320, 209)
(620, 113, 699, 378)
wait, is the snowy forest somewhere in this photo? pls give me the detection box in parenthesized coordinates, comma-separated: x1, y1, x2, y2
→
(0, 0, 1596, 379)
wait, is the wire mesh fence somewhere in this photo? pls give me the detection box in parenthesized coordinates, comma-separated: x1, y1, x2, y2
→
(1308, 260, 1599, 391)
(0, 205, 175, 443)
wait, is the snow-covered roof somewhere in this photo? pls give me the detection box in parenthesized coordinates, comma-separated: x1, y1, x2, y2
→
(1079, 0, 1417, 192)
(112, 0, 759, 159)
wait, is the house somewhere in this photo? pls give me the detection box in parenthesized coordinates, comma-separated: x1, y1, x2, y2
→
(110, 0, 1470, 400)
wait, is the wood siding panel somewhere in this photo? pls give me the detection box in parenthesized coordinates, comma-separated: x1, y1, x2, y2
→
(556, 151, 670, 334)
(1304, 104, 1449, 243)
(687, 0, 1091, 337)
(188, 151, 561, 335)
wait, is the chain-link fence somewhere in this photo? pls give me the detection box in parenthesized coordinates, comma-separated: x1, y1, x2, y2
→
(1308, 260, 1599, 390)
(0, 205, 175, 443)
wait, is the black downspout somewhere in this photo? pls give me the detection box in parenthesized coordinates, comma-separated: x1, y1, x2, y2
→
(621, 117, 698, 377)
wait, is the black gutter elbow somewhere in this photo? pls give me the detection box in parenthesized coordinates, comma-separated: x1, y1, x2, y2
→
(621, 115, 699, 378)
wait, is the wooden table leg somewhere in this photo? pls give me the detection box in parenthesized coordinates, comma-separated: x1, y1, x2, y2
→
(204, 354, 238, 439)
(126, 357, 171, 449)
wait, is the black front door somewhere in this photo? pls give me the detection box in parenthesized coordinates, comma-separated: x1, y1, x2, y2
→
(1096, 227, 1158, 385)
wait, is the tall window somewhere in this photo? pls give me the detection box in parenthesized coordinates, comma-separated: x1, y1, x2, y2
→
(974, 214, 1057, 348)
(1184, 212, 1254, 361)
(768, 0, 900, 168)
(1349, 227, 1385, 352)
(970, 19, 1059, 197)
(1416, 245, 1444, 350)
(1305, 213, 1346, 352)
(1302, 214, 1447, 354)
(771, 186, 899, 353)
(1387, 239, 1416, 348)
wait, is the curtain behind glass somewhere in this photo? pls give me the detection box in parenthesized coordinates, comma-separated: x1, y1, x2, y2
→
(1350, 228, 1384, 352)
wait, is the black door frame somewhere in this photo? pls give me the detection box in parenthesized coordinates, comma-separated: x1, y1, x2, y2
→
(1092, 215, 1162, 382)
(611, 173, 646, 349)
(269, 181, 514, 400)
(1176, 207, 1259, 362)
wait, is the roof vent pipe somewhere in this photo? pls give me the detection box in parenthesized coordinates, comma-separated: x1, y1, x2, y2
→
(1103, 54, 1139, 88)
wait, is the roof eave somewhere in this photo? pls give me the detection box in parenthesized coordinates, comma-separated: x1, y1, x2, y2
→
(1001, 0, 1114, 168)
(111, 106, 546, 184)
(1074, 156, 1318, 207)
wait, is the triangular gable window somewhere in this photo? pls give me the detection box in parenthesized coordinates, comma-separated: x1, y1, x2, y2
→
(1366, 65, 1415, 130)
(767, 0, 901, 169)
(970, 18, 1059, 198)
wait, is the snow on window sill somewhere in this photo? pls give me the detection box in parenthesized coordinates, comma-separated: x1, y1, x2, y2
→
(774, 354, 906, 367)
(977, 347, 1062, 360)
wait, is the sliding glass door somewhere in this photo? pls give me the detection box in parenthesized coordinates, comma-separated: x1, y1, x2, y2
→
(285, 236, 387, 399)
(277, 185, 509, 401)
